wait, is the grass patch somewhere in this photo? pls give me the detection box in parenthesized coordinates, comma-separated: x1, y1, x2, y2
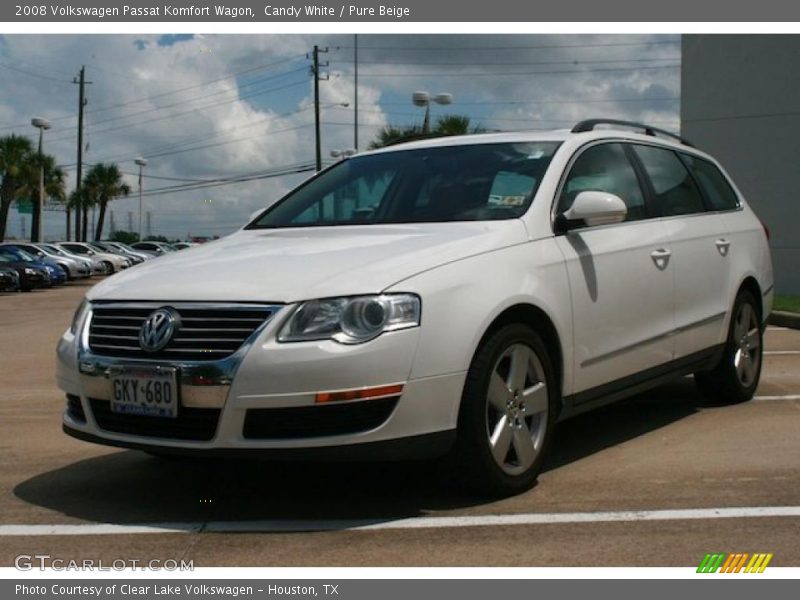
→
(774, 294, 800, 314)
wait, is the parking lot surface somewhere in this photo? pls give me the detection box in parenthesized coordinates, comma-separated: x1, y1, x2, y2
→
(1, 282, 799, 566)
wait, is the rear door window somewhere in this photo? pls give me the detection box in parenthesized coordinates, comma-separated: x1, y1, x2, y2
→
(632, 145, 707, 216)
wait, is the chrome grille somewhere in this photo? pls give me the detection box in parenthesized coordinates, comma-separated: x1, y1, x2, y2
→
(88, 303, 279, 361)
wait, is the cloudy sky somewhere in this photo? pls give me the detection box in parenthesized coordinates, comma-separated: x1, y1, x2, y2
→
(0, 34, 681, 240)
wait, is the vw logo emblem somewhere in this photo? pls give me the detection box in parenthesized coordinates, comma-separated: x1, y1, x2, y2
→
(139, 308, 180, 352)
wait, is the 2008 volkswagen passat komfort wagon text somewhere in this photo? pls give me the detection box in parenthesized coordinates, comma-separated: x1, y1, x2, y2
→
(58, 120, 773, 495)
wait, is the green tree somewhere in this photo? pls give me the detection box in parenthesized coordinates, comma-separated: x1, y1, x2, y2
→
(0, 135, 35, 241)
(368, 115, 485, 149)
(18, 153, 67, 241)
(82, 163, 131, 241)
(108, 230, 139, 244)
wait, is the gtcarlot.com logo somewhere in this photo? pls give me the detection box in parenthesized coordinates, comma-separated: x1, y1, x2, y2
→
(697, 553, 773, 573)
(14, 554, 194, 571)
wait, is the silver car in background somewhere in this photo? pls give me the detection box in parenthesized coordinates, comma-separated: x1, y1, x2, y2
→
(57, 242, 131, 274)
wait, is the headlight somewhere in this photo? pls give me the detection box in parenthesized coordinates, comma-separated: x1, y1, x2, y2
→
(278, 294, 421, 344)
(69, 299, 89, 335)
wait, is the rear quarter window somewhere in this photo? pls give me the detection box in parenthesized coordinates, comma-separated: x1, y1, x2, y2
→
(632, 144, 707, 217)
(679, 153, 740, 211)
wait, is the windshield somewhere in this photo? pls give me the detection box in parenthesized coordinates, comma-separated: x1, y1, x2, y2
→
(248, 142, 559, 229)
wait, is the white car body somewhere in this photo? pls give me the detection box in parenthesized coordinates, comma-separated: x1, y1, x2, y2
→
(57, 123, 773, 492)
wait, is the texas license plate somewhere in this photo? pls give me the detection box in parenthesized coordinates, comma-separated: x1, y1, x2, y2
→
(110, 366, 178, 418)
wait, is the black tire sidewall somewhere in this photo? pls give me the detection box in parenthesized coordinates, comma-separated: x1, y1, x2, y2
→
(456, 323, 558, 495)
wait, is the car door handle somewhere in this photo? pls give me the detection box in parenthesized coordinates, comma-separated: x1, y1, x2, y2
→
(715, 238, 731, 256)
(650, 248, 671, 270)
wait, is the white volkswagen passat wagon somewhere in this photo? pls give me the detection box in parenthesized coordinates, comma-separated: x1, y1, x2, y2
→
(58, 120, 773, 495)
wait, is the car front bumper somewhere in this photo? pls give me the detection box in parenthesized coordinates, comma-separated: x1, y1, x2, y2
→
(57, 304, 463, 458)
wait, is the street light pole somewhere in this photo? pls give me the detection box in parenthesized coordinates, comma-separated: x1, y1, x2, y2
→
(412, 91, 453, 134)
(135, 157, 147, 242)
(30, 117, 51, 243)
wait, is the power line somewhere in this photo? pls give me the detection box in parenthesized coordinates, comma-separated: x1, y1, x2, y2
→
(82, 54, 308, 116)
(0, 60, 73, 83)
(355, 65, 681, 78)
(0, 55, 309, 133)
(83, 66, 309, 130)
(332, 40, 681, 51)
(47, 77, 310, 145)
(334, 57, 681, 67)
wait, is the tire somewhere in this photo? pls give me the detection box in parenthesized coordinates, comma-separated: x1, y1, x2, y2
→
(101, 261, 114, 274)
(695, 289, 763, 404)
(452, 323, 558, 497)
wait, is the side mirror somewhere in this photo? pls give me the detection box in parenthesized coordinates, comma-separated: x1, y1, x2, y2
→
(558, 191, 627, 230)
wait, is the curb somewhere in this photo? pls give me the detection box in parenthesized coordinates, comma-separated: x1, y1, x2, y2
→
(768, 311, 800, 329)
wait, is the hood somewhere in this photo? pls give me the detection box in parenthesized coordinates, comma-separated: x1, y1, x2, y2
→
(88, 220, 529, 303)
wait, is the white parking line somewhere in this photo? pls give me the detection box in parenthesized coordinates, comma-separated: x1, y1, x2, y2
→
(754, 394, 800, 401)
(764, 350, 800, 355)
(2, 506, 800, 536)
(766, 326, 793, 331)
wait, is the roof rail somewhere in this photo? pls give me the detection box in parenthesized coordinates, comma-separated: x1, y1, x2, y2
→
(571, 119, 694, 147)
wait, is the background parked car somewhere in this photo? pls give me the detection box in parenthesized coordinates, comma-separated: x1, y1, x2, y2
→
(0, 253, 50, 291)
(131, 241, 176, 255)
(57, 242, 130, 274)
(104, 241, 154, 261)
(89, 241, 144, 265)
(172, 242, 197, 250)
(0, 246, 65, 285)
(40, 244, 103, 276)
(0, 266, 20, 292)
(1, 242, 90, 280)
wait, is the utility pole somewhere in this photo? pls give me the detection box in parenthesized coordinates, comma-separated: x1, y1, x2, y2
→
(109, 210, 116, 233)
(146, 211, 152, 238)
(127, 211, 133, 232)
(311, 45, 328, 172)
(354, 34, 358, 152)
(72, 66, 91, 241)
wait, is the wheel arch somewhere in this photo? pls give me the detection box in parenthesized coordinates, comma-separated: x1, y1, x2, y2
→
(737, 275, 764, 322)
(472, 303, 565, 407)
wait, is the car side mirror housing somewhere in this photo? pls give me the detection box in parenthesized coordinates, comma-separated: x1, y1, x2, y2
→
(557, 191, 628, 232)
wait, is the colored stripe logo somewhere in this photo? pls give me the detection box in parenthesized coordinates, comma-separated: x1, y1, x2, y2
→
(697, 553, 773, 573)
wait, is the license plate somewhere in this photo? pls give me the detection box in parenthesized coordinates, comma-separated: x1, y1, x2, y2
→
(110, 366, 178, 418)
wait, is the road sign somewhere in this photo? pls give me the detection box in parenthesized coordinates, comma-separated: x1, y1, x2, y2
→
(16, 199, 33, 214)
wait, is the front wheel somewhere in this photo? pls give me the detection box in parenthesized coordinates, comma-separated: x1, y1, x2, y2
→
(452, 323, 557, 496)
(101, 261, 114, 274)
(695, 290, 763, 404)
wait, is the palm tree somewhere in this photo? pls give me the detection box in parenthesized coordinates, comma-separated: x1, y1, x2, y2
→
(82, 163, 130, 241)
(18, 153, 67, 242)
(368, 115, 485, 149)
(0, 135, 35, 241)
(434, 114, 485, 136)
(368, 124, 422, 149)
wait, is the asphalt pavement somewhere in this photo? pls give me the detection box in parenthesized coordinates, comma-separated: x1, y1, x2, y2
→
(1, 282, 798, 567)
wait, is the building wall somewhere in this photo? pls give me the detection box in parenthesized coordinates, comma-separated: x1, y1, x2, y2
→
(681, 34, 800, 293)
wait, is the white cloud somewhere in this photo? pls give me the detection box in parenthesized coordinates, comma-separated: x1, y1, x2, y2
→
(0, 34, 680, 240)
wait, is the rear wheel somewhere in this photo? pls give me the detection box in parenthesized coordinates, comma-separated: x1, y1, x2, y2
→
(695, 290, 762, 403)
(453, 323, 557, 496)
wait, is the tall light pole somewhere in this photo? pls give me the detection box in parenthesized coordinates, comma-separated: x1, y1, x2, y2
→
(135, 157, 147, 242)
(30, 117, 51, 242)
(412, 91, 453, 134)
(353, 33, 358, 151)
